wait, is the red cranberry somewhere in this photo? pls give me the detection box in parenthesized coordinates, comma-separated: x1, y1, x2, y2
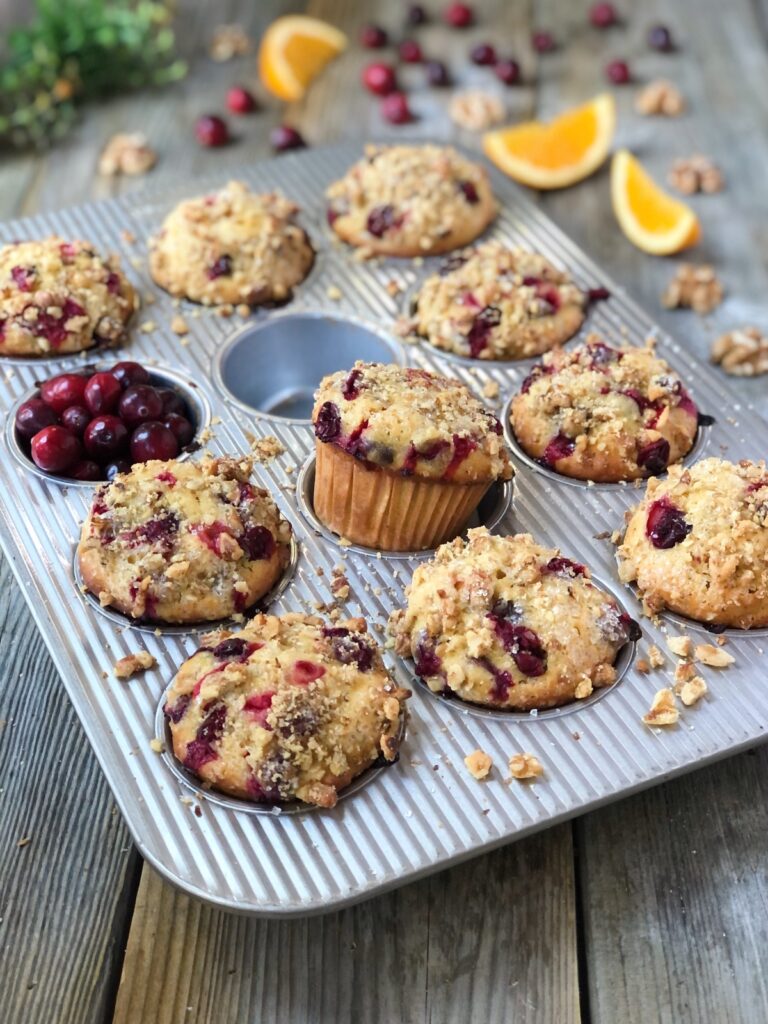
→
(646, 496, 690, 548)
(270, 125, 306, 152)
(111, 361, 150, 389)
(489, 614, 547, 676)
(542, 432, 575, 467)
(544, 556, 586, 577)
(130, 421, 179, 462)
(195, 114, 229, 147)
(648, 24, 675, 51)
(314, 401, 341, 442)
(367, 204, 401, 237)
(362, 62, 398, 96)
(407, 4, 428, 25)
(163, 413, 195, 447)
(84, 372, 121, 415)
(532, 30, 556, 52)
(590, 2, 618, 27)
(495, 58, 521, 84)
(60, 405, 91, 437)
(105, 459, 130, 481)
(164, 694, 190, 723)
(470, 42, 496, 65)
(156, 388, 186, 416)
(588, 285, 611, 302)
(342, 368, 364, 400)
(226, 85, 258, 114)
(207, 254, 233, 279)
(118, 385, 164, 428)
(70, 460, 101, 481)
(105, 271, 121, 294)
(84, 415, 128, 461)
(381, 91, 413, 124)
(399, 39, 424, 62)
(443, 3, 473, 28)
(40, 373, 88, 415)
(15, 399, 58, 440)
(292, 660, 326, 685)
(606, 59, 631, 84)
(360, 23, 388, 48)
(414, 633, 442, 676)
(637, 438, 670, 476)
(30, 425, 82, 473)
(425, 59, 451, 86)
(325, 628, 375, 672)
(240, 525, 276, 561)
(458, 180, 480, 204)
(467, 305, 502, 357)
(11, 266, 35, 291)
(184, 703, 227, 772)
(443, 434, 477, 479)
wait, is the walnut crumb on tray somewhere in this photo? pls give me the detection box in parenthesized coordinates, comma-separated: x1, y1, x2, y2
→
(114, 651, 157, 679)
(508, 753, 544, 780)
(642, 688, 679, 727)
(250, 435, 286, 463)
(711, 327, 768, 377)
(464, 749, 493, 779)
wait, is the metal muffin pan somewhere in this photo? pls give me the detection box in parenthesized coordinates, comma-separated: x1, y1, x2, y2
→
(0, 143, 766, 918)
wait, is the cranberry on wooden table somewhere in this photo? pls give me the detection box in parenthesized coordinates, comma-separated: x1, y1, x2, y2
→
(226, 86, 257, 114)
(495, 58, 521, 84)
(362, 62, 397, 96)
(381, 92, 413, 124)
(195, 114, 229, 147)
(360, 24, 388, 48)
(443, 3, 474, 28)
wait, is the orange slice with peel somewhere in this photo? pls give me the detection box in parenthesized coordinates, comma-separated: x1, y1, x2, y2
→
(258, 15, 347, 102)
(611, 149, 701, 255)
(482, 93, 616, 189)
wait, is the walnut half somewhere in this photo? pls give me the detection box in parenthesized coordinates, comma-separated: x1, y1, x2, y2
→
(711, 327, 768, 377)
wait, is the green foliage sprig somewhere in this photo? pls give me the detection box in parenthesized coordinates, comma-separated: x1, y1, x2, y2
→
(0, 0, 187, 150)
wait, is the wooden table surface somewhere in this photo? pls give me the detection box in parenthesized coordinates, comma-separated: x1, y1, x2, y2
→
(2, 1, 768, 1022)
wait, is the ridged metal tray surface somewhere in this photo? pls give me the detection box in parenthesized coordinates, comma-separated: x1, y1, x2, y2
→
(1, 143, 766, 917)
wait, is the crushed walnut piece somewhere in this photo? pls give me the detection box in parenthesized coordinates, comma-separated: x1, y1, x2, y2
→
(711, 327, 768, 377)
(448, 89, 506, 131)
(98, 132, 157, 177)
(114, 650, 157, 679)
(209, 23, 251, 61)
(679, 675, 708, 706)
(635, 79, 686, 116)
(674, 660, 697, 684)
(170, 314, 189, 336)
(250, 435, 285, 463)
(695, 643, 735, 668)
(668, 155, 725, 195)
(642, 688, 679, 727)
(464, 749, 493, 780)
(648, 645, 665, 669)
(662, 264, 724, 315)
(667, 634, 693, 658)
(331, 567, 350, 601)
(508, 752, 544, 780)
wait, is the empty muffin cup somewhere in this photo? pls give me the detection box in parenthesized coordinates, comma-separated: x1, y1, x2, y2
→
(212, 311, 405, 421)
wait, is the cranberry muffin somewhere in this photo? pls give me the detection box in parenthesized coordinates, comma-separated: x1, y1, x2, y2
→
(149, 180, 314, 306)
(0, 236, 136, 357)
(511, 336, 699, 482)
(388, 527, 638, 711)
(77, 456, 291, 623)
(312, 362, 513, 551)
(405, 242, 587, 360)
(164, 613, 410, 807)
(326, 144, 497, 257)
(617, 458, 768, 628)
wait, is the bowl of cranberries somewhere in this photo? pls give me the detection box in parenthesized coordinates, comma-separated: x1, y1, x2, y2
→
(10, 361, 209, 486)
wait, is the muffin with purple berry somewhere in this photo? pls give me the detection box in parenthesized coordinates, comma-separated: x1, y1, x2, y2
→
(404, 241, 587, 360)
(388, 527, 639, 711)
(77, 455, 291, 623)
(617, 457, 768, 628)
(164, 612, 410, 807)
(510, 335, 700, 482)
(326, 144, 497, 257)
(311, 361, 513, 551)
(149, 180, 314, 307)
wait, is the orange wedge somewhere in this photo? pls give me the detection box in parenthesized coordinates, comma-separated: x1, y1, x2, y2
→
(482, 93, 616, 189)
(258, 16, 347, 102)
(611, 149, 701, 255)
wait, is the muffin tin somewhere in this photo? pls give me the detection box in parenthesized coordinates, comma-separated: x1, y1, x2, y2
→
(0, 143, 766, 918)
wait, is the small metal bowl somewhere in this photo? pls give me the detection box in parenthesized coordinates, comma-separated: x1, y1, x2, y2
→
(295, 452, 515, 560)
(6, 363, 211, 489)
(211, 310, 406, 423)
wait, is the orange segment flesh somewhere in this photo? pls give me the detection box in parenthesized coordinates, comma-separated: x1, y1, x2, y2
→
(482, 94, 616, 189)
(611, 149, 701, 254)
(258, 16, 347, 102)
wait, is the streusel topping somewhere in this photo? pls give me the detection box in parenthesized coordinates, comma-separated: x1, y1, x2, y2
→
(312, 361, 512, 485)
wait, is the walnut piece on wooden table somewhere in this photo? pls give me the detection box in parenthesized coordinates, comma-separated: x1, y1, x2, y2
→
(668, 154, 725, 194)
(662, 264, 724, 314)
(711, 327, 768, 376)
(635, 79, 686, 116)
(448, 90, 506, 131)
(98, 133, 157, 177)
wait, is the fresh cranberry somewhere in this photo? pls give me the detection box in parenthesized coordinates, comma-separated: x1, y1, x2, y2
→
(104, 460, 130, 481)
(495, 58, 521, 85)
(381, 91, 413, 123)
(414, 633, 442, 676)
(30, 298, 85, 349)
(606, 59, 631, 84)
(360, 23, 388, 47)
(543, 556, 586, 577)
(362, 62, 398, 95)
(270, 125, 306, 152)
(118, 385, 163, 428)
(314, 401, 341, 442)
(70, 460, 101, 481)
(587, 286, 611, 302)
(407, 4, 428, 25)
(15, 399, 58, 440)
(646, 496, 691, 548)
(243, 691, 275, 728)
(111, 361, 150, 389)
(443, 3, 473, 28)
(470, 42, 496, 65)
(122, 513, 179, 551)
(489, 614, 547, 676)
(84, 372, 122, 415)
(466, 305, 502, 357)
(648, 24, 675, 51)
(11, 266, 34, 291)
(365, 204, 399, 237)
(195, 114, 229, 147)
(212, 637, 250, 660)
(130, 422, 179, 462)
(444, 434, 478, 479)
(40, 373, 88, 415)
(60, 405, 91, 437)
(399, 38, 424, 62)
(637, 437, 670, 476)
(163, 413, 195, 447)
(155, 387, 186, 417)
(291, 660, 326, 685)
(84, 415, 128, 461)
(425, 59, 451, 86)
(30, 425, 82, 473)
(590, 2, 618, 27)
(164, 694, 190, 724)
(342, 368, 363, 400)
(240, 525, 275, 561)
(184, 703, 227, 771)
(542, 432, 575, 467)
(532, 30, 556, 52)
(226, 85, 258, 114)
(458, 180, 480, 204)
